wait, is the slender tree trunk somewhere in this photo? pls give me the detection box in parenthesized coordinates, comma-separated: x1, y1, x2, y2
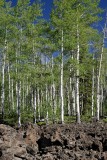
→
(11, 79, 14, 110)
(72, 83, 76, 115)
(45, 84, 49, 124)
(76, 20, 80, 123)
(100, 83, 103, 117)
(66, 83, 71, 116)
(33, 89, 37, 124)
(51, 56, 56, 123)
(92, 62, 95, 117)
(70, 55, 76, 116)
(16, 48, 18, 113)
(37, 87, 40, 121)
(52, 83, 56, 123)
(96, 39, 104, 121)
(1, 30, 7, 119)
(17, 81, 21, 127)
(69, 67, 72, 116)
(31, 88, 34, 113)
(81, 93, 84, 115)
(26, 77, 29, 110)
(8, 62, 11, 112)
(22, 81, 25, 110)
(1, 41, 6, 119)
(40, 89, 43, 119)
(60, 29, 64, 124)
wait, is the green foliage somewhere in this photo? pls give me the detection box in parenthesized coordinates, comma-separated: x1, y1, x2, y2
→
(4, 110, 18, 126)
(21, 109, 34, 124)
(81, 115, 92, 123)
(0, 0, 105, 126)
(37, 121, 46, 126)
(64, 116, 76, 123)
(103, 118, 107, 123)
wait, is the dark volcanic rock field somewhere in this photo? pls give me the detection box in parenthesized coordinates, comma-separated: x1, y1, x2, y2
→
(0, 122, 107, 160)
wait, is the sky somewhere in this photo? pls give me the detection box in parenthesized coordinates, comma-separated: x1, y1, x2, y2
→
(100, 0, 107, 9)
(99, 0, 107, 28)
(10, 0, 53, 19)
(39, 0, 107, 25)
(10, 0, 107, 28)
(41, 0, 53, 20)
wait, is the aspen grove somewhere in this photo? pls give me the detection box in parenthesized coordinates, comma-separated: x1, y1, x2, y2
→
(0, 0, 107, 126)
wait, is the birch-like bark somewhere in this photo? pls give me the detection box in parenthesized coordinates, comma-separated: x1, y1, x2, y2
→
(17, 81, 21, 127)
(37, 87, 40, 121)
(96, 13, 107, 120)
(1, 28, 7, 119)
(33, 89, 37, 124)
(22, 81, 25, 110)
(11, 79, 14, 110)
(8, 62, 11, 112)
(76, 19, 80, 123)
(26, 77, 29, 110)
(60, 29, 64, 123)
(66, 83, 71, 116)
(96, 39, 104, 121)
(92, 56, 95, 117)
(31, 88, 34, 111)
(51, 56, 56, 123)
(70, 60, 76, 116)
(40, 89, 43, 117)
(16, 48, 18, 113)
(16, 27, 22, 123)
(1, 40, 6, 119)
(52, 83, 56, 123)
(72, 85, 76, 115)
(69, 67, 72, 116)
(100, 83, 103, 117)
(45, 84, 49, 124)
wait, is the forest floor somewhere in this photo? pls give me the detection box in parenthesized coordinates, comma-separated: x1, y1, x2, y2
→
(0, 121, 107, 160)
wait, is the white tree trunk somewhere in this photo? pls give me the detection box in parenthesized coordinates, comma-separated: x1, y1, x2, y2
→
(100, 83, 103, 117)
(8, 63, 11, 112)
(60, 29, 64, 123)
(92, 64, 95, 117)
(11, 79, 14, 110)
(66, 83, 71, 116)
(51, 56, 57, 123)
(96, 39, 104, 121)
(70, 54, 76, 116)
(37, 87, 40, 121)
(34, 89, 37, 124)
(72, 85, 76, 115)
(1, 41, 6, 119)
(45, 84, 49, 124)
(18, 81, 21, 127)
(16, 48, 18, 113)
(31, 88, 34, 111)
(76, 22, 80, 123)
(26, 77, 29, 110)
(52, 83, 56, 123)
(22, 81, 25, 110)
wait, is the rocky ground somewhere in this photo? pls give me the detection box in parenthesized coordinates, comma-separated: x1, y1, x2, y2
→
(0, 122, 107, 160)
